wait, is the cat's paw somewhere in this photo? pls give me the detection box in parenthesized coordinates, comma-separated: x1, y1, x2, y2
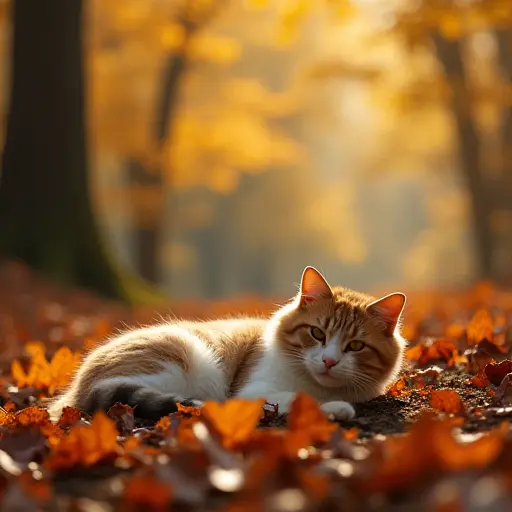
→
(321, 401, 355, 421)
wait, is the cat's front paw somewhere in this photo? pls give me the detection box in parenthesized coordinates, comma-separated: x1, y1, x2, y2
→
(321, 401, 355, 421)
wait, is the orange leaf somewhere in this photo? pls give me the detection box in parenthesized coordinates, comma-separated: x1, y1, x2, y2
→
(177, 402, 202, 416)
(468, 370, 489, 388)
(17, 406, 51, 427)
(57, 407, 82, 429)
(362, 412, 505, 493)
(3, 401, 16, 412)
(284, 393, 337, 455)
(430, 390, 463, 414)
(25, 341, 46, 357)
(123, 474, 172, 511)
(45, 411, 120, 470)
(467, 309, 493, 345)
(405, 345, 423, 361)
(202, 398, 265, 450)
(388, 377, 409, 396)
(155, 416, 171, 431)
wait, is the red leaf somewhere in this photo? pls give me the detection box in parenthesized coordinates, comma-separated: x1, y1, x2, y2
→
(484, 360, 512, 386)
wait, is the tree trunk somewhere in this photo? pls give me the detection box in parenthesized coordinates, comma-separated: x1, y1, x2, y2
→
(432, 33, 495, 280)
(0, 0, 138, 300)
(129, 46, 191, 283)
(127, 158, 162, 283)
(496, 30, 512, 185)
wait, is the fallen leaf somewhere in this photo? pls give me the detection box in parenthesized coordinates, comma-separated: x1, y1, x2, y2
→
(405, 344, 423, 362)
(467, 309, 494, 345)
(0, 429, 47, 464)
(123, 473, 172, 511)
(177, 402, 202, 416)
(493, 373, 512, 406)
(45, 411, 120, 470)
(430, 390, 463, 414)
(285, 393, 338, 456)
(485, 360, 512, 386)
(468, 370, 490, 388)
(388, 377, 409, 396)
(107, 403, 135, 437)
(57, 407, 82, 429)
(202, 398, 265, 450)
(155, 416, 171, 431)
(11, 346, 81, 396)
(360, 412, 506, 493)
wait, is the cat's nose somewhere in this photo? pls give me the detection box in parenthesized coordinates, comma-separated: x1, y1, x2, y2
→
(322, 357, 338, 369)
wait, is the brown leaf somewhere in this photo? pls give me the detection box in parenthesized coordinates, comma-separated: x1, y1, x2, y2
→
(107, 403, 135, 437)
(493, 373, 512, 406)
(0, 429, 47, 464)
(485, 360, 512, 386)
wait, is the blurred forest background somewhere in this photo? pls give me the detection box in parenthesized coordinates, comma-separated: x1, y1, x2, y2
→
(0, 0, 512, 303)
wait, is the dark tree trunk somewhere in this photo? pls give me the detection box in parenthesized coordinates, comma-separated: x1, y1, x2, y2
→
(127, 158, 162, 283)
(496, 30, 512, 186)
(129, 46, 191, 284)
(0, 0, 134, 299)
(432, 33, 495, 280)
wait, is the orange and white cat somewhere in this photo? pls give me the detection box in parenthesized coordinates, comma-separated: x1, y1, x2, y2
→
(48, 267, 407, 422)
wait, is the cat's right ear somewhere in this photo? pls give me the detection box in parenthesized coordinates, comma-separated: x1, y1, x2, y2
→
(299, 266, 333, 306)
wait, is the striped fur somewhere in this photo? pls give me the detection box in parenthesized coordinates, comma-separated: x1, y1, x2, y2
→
(48, 267, 407, 422)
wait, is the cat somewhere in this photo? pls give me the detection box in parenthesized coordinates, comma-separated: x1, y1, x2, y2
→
(48, 266, 407, 422)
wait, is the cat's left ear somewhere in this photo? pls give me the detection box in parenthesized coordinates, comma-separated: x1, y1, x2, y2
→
(299, 266, 333, 305)
(367, 292, 406, 336)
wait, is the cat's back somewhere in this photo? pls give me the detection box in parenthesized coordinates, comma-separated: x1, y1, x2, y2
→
(179, 316, 267, 395)
(181, 317, 265, 338)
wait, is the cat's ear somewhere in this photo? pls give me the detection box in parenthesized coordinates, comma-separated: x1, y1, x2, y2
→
(299, 266, 333, 305)
(367, 292, 406, 336)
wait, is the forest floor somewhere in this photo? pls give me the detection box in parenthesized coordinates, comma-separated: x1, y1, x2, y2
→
(1, 260, 512, 511)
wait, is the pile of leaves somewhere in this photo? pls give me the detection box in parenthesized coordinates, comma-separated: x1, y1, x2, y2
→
(3, 261, 512, 510)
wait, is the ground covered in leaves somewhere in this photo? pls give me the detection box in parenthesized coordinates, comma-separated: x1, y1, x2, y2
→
(2, 261, 512, 510)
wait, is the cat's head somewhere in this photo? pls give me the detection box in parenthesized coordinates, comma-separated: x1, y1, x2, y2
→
(270, 266, 407, 402)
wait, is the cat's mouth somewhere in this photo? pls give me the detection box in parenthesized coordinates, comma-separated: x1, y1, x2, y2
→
(311, 369, 344, 387)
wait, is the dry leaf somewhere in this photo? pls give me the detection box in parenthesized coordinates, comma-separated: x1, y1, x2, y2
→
(45, 411, 120, 470)
(107, 403, 135, 437)
(57, 407, 82, 429)
(485, 360, 512, 386)
(430, 390, 463, 414)
(123, 473, 172, 511)
(202, 398, 265, 450)
(467, 309, 494, 345)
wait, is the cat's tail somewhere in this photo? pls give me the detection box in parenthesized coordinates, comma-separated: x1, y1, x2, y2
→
(46, 383, 203, 423)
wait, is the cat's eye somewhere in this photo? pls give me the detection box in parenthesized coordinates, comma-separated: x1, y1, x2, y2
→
(310, 326, 326, 342)
(346, 340, 365, 352)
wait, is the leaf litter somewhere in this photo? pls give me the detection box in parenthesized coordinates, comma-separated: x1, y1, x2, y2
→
(3, 261, 512, 509)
